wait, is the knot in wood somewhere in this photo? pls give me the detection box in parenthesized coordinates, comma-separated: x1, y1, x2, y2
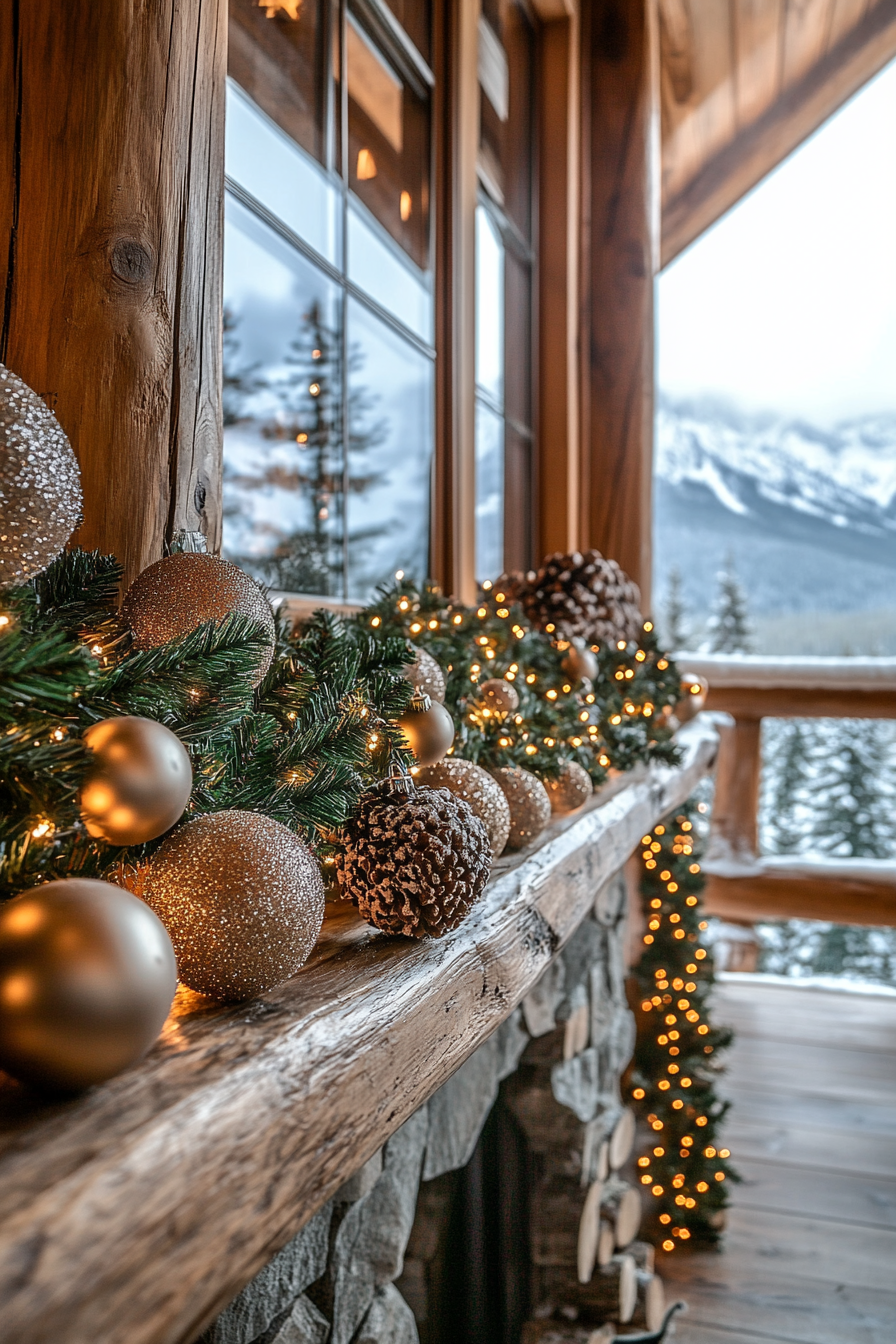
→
(110, 238, 153, 286)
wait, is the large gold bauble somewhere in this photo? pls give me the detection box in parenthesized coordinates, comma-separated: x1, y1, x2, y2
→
(490, 767, 552, 851)
(79, 716, 193, 846)
(561, 642, 598, 683)
(0, 362, 82, 587)
(405, 646, 447, 703)
(145, 811, 325, 1002)
(396, 695, 455, 766)
(122, 553, 276, 685)
(0, 879, 177, 1091)
(415, 759, 511, 858)
(478, 678, 520, 715)
(543, 760, 594, 815)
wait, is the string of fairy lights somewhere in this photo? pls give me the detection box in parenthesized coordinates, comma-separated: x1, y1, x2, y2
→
(628, 803, 737, 1252)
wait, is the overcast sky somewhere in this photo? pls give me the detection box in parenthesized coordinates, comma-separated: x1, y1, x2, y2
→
(658, 58, 896, 427)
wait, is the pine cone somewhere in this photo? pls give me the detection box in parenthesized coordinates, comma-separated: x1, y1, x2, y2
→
(498, 549, 642, 646)
(336, 782, 492, 937)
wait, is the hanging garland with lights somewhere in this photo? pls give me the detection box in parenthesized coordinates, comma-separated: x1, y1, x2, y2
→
(628, 798, 738, 1251)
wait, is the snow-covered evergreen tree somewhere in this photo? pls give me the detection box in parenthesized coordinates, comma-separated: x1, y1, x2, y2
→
(811, 719, 896, 859)
(664, 565, 688, 650)
(704, 555, 752, 654)
(765, 720, 812, 854)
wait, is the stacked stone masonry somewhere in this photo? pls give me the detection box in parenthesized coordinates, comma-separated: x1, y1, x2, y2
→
(199, 870, 659, 1344)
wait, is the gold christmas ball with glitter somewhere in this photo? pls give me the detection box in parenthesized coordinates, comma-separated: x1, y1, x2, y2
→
(122, 553, 276, 685)
(478, 678, 520, 715)
(0, 362, 82, 587)
(79, 716, 193, 846)
(405, 646, 447, 702)
(561, 642, 598, 683)
(0, 879, 177, 1091)
(543, 760, 593, 815)
(415, 758, 511, 858)
(145, 811, 325, 1002)
(396, 693, 455, 766)
(489, 766, 552, 851)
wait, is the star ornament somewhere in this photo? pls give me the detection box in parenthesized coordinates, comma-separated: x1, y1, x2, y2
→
(260, 0, 302, 19)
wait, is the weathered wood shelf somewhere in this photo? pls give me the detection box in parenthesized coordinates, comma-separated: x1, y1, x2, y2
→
(0, 720, 716, 1344)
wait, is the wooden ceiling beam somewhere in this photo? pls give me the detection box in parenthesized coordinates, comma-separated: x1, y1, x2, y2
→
(661, 0, 896, 268)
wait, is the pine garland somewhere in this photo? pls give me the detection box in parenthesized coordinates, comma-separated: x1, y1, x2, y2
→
(628, 798, 739, 1251)
(0, 549, 414, 901)
(359, 576, 682, 786)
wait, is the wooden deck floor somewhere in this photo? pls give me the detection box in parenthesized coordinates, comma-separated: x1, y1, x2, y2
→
(658, 976, 896, 1344)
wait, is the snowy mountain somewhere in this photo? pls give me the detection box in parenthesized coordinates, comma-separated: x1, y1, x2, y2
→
(654, 399, 896, 628)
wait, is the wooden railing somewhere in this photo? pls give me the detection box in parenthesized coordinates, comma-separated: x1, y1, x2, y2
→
(680, 654, 896, 930)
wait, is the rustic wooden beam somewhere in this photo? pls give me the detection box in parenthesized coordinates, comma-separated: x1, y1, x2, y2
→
(706, 715, 762, 863)
(581, 0, 659, 609)
(704, 857, 896, 928)
(679, 654, 896, 720)
(703, 685, 896, 721)
(0, 0, 226, 588)
(0, 721, 716, 1344)
(661, 0, 896, 267)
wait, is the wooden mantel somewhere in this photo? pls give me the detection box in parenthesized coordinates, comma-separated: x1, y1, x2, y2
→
(0, 720, 716, 1344)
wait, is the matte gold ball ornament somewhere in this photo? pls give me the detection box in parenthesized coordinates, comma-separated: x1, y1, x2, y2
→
(405, 646, 447, 703)
(490, 766, 552, 851)
(543, 760, 594, 815)
(0, 879, 177, 1091)
(0, 362, 83, 587)
(145, 810, 325, 1001)
(79, 716, 193, 846)
(122, 553, 276, 685)
(396, 692, 455, 766)
(478, 678, 520, 715)
(561, 642, 599, 683)
(415, 758, 511, 858)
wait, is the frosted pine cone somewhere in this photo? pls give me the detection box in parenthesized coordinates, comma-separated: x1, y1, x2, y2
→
(498, 549, 642, 646)
(336, 781, 492, 937)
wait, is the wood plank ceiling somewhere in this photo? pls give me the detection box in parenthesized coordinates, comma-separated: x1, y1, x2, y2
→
(660, 0, 896, 267)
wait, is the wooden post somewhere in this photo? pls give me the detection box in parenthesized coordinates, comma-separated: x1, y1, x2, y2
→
(0, 0, 226, 589)
(581, 0, 659, 609)
(707, 716, 762, 863)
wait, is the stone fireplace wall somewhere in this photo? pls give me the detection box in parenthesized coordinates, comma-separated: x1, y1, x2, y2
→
(198, 869, 644, 1344)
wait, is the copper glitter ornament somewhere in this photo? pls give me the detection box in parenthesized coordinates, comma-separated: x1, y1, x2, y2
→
(406, 646, 447, 703)
(0, 363, 82, 587)
(415, 758, 511, 858)
(0, 879, 177, 1091)
(561, 642, 598, 683)
(478, 678, 520, 715)
(79, 716, 193, 846)
(337, 777, 491, 937)
(490, 766, 552, 851)
(145, 811, 324, 1001)
(122, 553, 276, 684)
(543, 760, 593, 815)
(396, 692, 455, 765)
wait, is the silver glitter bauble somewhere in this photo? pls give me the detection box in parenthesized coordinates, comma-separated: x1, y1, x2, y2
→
(122, 553, 276, 685)
(478, 678, 520, 715)
(145, 811, 325, 1001)
(405, 646, 447, 702)
(0, 363, 82, 586)
(543, 760, 594, 815)
(415, 758, 511, 858)
(490, 766, 552, 851)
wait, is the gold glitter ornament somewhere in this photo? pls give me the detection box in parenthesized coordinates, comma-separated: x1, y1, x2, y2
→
(396, 692, 455, 765)
(561, 642, 598, 683)
(145, 811, 325, 1001)
(79, 716, 193, 846)
(489, 766, 552, 851)
(543, 760, 593, 815)
(0, 879, 177, 1091)
(478, 678, 520, 715)
(405, 646, 446, 702)
(415, 758, 511, 858)
(122, 553, 276, 684)
(0, 363, 82, 587)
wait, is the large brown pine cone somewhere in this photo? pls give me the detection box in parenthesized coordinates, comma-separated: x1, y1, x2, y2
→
(336, 783, 492, 937)
(498, 549, 642, 646)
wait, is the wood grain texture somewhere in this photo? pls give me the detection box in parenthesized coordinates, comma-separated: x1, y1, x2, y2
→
(581, 0, 659, 608)
(0, 0, 226, 588)
(704, 859, 896, 927)
(702, 684, 896, 719)
(0, 721, 717, 1344)
(705, 716, 761, 862)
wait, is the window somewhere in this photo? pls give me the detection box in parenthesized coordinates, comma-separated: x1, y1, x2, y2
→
(222, 0, 434, 600)
(474, 0, 536, 583)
